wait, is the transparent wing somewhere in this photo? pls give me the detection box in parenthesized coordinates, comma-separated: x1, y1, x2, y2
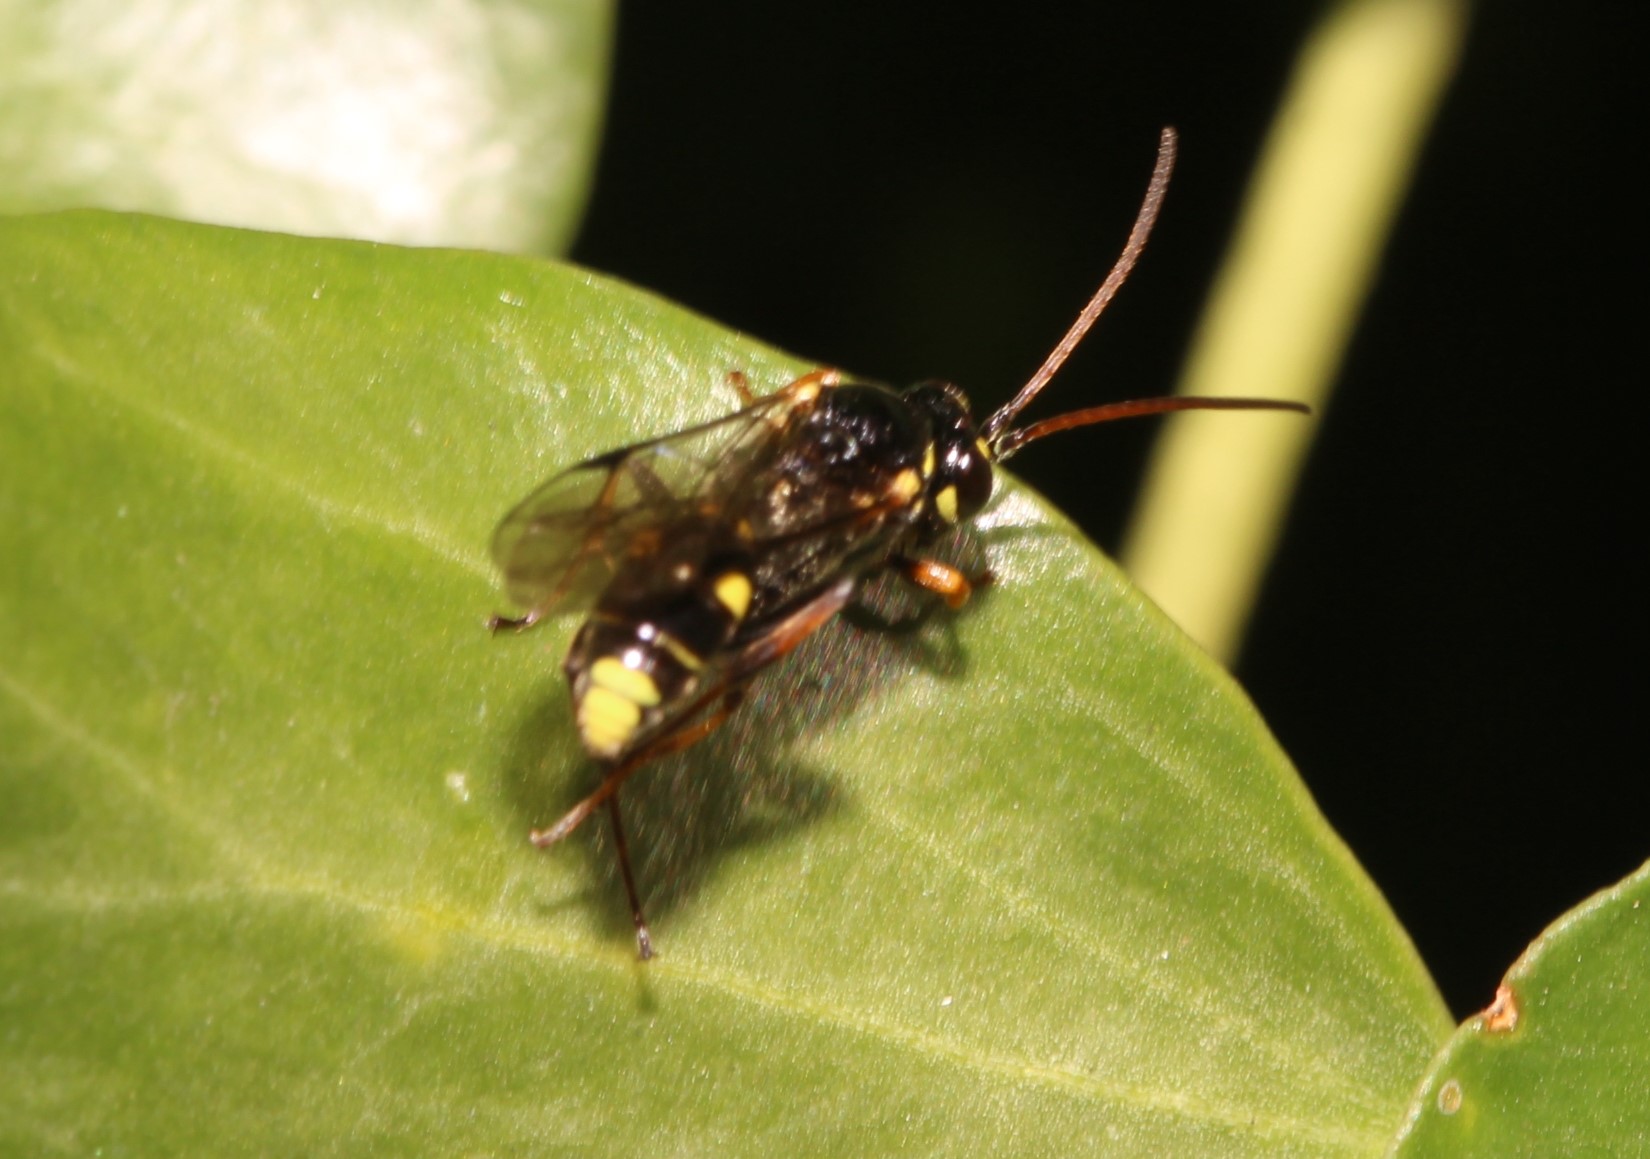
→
(491, 384, 819, 617)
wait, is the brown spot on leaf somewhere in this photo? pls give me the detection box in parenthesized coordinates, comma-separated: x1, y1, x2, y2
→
(1483, 982, 1519, 1033)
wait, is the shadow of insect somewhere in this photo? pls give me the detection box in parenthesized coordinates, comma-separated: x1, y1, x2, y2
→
(499, 534, 986, 944)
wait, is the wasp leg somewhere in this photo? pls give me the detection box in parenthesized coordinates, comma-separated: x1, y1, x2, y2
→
(790, 367, 842, 392)
(890, 554, 979, 610)
(532, 578, 854, 956)
(533, 690, 746, 959)
(531, 696, 743, 851)
(487, 610, 543, 632)
(729, 366, 841, 409)
(601, 683, 748, 960)
(727, 370, 755, 406)
(538, 582, 852, 849)
(731, 575, 858, 669)
(603, 795, 654, 960)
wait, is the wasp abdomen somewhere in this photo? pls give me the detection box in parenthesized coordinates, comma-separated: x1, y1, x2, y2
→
(564, 538, 755, 762)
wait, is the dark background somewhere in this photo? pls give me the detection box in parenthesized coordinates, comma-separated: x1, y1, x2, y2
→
(571, 2, 1642, 1019)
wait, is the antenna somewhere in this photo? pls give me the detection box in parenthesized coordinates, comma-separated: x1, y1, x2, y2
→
(980, 126, 1307, 460)
(980, 126, 1179, 452)
(992, 395, 1308, 460)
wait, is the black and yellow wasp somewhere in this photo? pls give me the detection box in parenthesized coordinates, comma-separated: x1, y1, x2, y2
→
(489, 128, 1306, 958)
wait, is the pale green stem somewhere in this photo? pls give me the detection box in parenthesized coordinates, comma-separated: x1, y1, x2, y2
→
(1120, 0, 1469, 663)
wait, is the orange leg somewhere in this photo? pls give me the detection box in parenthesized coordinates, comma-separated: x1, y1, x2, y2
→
(727, 370, 756, 406)
(892, 555, 976, 610)
(530, 694, 743, 849)
(532, 690, 745, 960)
(788, 367, 842, 393)
(534, 577, 856, 959)
(755, 367, 843, 408)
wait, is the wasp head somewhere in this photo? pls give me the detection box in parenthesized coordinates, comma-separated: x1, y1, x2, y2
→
(902, 380, 996, 533)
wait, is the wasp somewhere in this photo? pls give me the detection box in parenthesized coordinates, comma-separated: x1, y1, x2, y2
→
(490, 128, 1306, 958)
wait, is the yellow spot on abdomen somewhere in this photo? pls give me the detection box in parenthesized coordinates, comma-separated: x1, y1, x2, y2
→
(590, 656, 661, 707)
(714, 571, 753, 620)
(578, 685, 642, 760)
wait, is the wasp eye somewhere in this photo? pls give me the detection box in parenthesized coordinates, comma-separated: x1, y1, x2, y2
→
(938, 438, 993, 522)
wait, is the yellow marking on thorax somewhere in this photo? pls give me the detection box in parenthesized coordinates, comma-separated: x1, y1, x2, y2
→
(713, 571, 753, 621)
(921, 441, 937, 478)
(889, 467, 922, 503)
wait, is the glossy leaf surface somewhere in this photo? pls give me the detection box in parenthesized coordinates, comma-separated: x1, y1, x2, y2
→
(0, 212, 1449, 1155)
(1391, 859, 1650, 1157)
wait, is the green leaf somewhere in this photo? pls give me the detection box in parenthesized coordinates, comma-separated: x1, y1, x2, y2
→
(0, 0, 612, 253)
(1389, 860, 1650, 1156)
(0, 211, 1450, 1155)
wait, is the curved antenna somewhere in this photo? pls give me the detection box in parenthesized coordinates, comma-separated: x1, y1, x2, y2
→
(980, 126, 1180, 453)
(991, 395, 1310, 462)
